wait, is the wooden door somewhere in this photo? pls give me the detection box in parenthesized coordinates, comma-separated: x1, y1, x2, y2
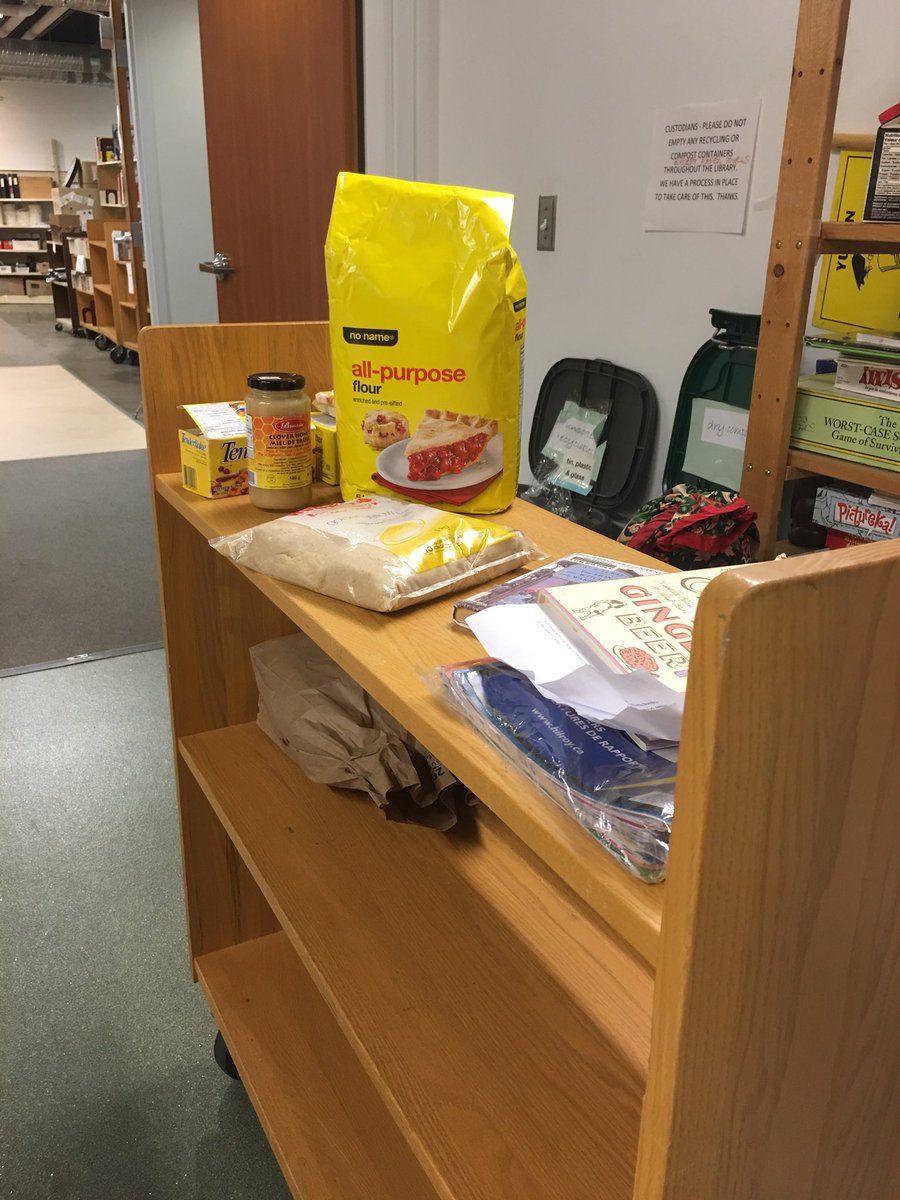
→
(196, 0, 361, 323)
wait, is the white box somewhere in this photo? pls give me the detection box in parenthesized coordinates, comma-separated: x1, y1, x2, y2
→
(834, 355, 900, 403)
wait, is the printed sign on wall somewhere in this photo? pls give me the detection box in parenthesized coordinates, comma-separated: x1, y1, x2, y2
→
(644, 98, 761, 234)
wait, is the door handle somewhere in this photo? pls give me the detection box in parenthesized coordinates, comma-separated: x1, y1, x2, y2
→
(198, 251, 234, 282)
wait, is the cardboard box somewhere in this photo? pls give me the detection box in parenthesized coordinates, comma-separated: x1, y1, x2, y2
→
(790, 375, 900, 474)
(11, 239, 41, 252)
(51, 184, 100, 216)
(0, 278, 24, 297)
(49, 212, 84, 236)
(25, 280, 50, 297)
(813, 485, 900, 540)
(311, 414, 339, 485)
(179, 403, 248, 498)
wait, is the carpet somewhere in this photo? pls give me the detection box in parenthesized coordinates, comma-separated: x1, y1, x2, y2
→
(0, 449, 162, 670)
(0, 364, 146, 460)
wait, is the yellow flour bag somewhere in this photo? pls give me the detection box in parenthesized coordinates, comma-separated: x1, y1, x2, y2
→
(325, 173, 526, 514)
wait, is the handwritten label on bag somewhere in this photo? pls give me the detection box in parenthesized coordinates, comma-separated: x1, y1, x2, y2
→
(541, 399, 608, 495)
(700, 405, 748, 450)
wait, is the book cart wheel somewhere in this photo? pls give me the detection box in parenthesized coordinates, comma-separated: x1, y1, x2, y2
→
(213, 1031, 242, 1082)
(109, 343, 128, 364)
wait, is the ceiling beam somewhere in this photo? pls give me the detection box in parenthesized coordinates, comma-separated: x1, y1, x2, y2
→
(0, 6, 39, 39)
(21, 7, 69, 39)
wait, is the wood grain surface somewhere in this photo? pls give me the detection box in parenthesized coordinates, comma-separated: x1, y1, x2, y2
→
(196, 0, 358, 322)
(817, 220, 900, 254)
(740, 0, 852, 556)
(197, 933, 439, 1200)
(182, 722, 652, 1200)
(140, 321, 332, 478)
(634, 540, 900, 1199)
(787, 448, 900, 498)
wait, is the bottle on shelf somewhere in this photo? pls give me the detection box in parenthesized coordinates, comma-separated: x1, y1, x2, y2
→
(245, 372, 313, 511)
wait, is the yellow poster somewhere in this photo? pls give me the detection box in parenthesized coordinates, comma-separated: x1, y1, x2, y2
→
(813, 150, 900, 335)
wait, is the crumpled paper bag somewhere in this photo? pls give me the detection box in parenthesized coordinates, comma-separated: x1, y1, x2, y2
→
(250, 633, 474, 829)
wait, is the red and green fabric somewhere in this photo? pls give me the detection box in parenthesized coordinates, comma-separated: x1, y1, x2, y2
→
(618, 484, 759, 567)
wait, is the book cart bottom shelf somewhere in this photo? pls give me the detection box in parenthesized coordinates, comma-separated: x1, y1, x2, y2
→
(180, 721, 654, 1200)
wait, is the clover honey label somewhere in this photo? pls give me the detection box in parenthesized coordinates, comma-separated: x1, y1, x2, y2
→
(246, 412, 312, 490)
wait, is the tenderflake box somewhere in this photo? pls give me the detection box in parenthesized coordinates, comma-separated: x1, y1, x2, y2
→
(179, 403, 248, 498)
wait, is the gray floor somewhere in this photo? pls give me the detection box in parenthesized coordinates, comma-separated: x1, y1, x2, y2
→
(0, 307, 289, 1197)
(0, 305, 143, 422)
(0, 651, 290, 1200)
(0, 449, 162, 670)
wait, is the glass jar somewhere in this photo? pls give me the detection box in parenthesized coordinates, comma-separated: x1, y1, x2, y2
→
(245, 372, 312, 511)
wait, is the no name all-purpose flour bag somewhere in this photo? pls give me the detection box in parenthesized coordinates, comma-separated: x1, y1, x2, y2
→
(325, 172, 526, 514)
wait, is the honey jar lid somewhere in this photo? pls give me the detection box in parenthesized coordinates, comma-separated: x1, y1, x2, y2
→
(248, 372, 306, 390)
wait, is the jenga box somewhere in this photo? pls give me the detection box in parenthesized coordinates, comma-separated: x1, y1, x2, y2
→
(179, 403, 248, 498)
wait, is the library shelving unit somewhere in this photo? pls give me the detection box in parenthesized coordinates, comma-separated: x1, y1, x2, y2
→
(0, 170, 52, 304)
(70, 217, 118, 345)
(741, 0, 900, 557)
(107, 225, 140, 361)
(141, 316, 900, 1200)
(106, 0, 151, 350)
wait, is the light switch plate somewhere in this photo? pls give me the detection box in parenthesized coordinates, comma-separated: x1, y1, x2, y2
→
(537, 194, 557, 251)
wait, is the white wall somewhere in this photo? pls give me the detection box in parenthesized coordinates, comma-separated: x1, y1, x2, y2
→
(0, 79, 115, 171)
(409, 0, 900, 488)
(126, 0, 217, 325)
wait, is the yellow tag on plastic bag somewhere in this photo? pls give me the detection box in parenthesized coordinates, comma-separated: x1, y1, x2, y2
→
(325, 173, 526, 514)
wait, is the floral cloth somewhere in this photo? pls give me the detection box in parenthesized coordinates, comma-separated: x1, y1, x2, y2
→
(617, 484, 759, 567)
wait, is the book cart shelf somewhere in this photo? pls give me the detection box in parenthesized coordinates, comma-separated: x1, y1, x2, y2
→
(742, 0, 900, 556)
(141, 318, 900, 1200)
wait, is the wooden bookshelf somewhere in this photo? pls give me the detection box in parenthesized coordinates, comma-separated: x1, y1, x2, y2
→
(195, 932, 438, 1198)
(141, 317, 900, 1200)
(817, 220, 900, 254)
(741, 0, 900, 556)
(156, 472, 666, 964)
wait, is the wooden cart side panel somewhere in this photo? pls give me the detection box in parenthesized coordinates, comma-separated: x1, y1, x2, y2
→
(740, 0, 851, 557)
(139, 320, 331, 477)
(155, 498, 290, 965)
(140, 321, 329, 968)
(635, 540, 900, 1200)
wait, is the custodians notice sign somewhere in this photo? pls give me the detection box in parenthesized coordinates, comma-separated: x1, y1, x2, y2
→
(644, 98, 761, 234)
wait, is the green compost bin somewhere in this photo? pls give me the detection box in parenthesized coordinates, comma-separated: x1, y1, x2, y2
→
(663, 308, 760, 493)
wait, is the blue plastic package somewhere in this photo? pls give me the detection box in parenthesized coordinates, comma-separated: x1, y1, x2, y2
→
(441, 658, 676, 882)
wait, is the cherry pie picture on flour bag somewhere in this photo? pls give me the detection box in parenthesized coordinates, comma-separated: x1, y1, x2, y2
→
(325, 173, 527, 514)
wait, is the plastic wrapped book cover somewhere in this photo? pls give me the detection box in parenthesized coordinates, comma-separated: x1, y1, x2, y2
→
(440, 658, 676, 882)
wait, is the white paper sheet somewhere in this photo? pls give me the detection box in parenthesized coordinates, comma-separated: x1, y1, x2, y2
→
(466, 605, 685, 742)
(644, 98, 761, 234)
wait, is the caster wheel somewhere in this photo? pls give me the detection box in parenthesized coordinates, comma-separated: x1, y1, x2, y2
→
(213, 1031, 241, 1081)
(128, 350, 139, 367)
(55, 321, 63, 332)
(110, 344, 128, 364)
(95, 335, 112, 352)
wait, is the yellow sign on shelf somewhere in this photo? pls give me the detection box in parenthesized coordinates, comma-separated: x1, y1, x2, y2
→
(813, 150, 900, 335)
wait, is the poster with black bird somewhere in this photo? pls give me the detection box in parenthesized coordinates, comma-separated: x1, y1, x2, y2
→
(813, 150, 900, 335)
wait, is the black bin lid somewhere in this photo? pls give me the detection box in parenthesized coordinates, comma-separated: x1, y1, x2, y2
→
(528, 357, 657, 515)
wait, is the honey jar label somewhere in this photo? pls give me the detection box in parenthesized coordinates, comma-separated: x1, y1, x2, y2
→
(246, 412, 312, 490)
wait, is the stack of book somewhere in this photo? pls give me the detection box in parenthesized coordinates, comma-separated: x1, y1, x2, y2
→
(834, 331, 900, 403)
(793, 333, 900, 474)
(440, 563, 733, 881)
